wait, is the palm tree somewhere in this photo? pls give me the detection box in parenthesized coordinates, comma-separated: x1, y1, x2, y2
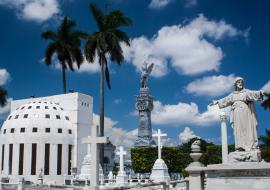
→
(84, 3, 132, 166)
(259, 129, 270, 146)
(0, 87, 7, 106)
(41, 16, 86, 93)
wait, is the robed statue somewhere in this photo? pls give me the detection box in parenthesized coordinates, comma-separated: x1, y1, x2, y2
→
(210, 77, 269, 152)
(140, 62, 154, 88)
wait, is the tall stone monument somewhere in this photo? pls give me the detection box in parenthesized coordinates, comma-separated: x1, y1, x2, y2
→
(135, 62, 156, 147)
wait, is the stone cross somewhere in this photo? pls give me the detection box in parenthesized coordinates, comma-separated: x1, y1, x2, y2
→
(116, 146, 127, 173)
(82, 125, 108, 188)
(153, 129, 167, 159)
(219, 111, 228, 163)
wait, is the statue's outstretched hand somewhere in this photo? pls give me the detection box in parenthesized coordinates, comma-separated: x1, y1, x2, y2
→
(209, 100, 218, 106)
(263, 91, 270, 96)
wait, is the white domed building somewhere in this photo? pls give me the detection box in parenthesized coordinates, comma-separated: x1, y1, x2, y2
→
(0, 93, 94, 184)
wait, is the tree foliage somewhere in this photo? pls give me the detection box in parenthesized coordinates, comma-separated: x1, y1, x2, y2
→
(84, 3, 132, 167)
(41, 16, 86, 93)
(0, 87, 7, 107)
(131, 139, 237, 174)
(259, 129, 270, 146)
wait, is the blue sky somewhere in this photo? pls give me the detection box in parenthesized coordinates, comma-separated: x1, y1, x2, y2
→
(0, 0, 270, 147)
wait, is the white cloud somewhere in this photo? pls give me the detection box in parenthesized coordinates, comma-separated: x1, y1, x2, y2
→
(45, 55, 100, 74)
(0, 69, 11, 85)
(0, 98, 12, 120)
(178, 127, 198, 144)
(122, 14, 247, 77)
(186, 74, 237, 97)
(92, 113, 137, 148)
(77, 58, 100, 74)
(113, 99, 122, 105)
(152, 100, 221, 126)
(262, 80, 270, 92)
(184, 0, 197, 8)
(149, 0, 172, 9)
(0, 0, 60, 23)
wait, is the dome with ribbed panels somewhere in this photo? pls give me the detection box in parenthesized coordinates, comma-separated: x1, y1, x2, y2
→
(1, 101, 73, 135)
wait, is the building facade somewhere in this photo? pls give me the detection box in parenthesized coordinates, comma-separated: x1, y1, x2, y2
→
(0, 92, 93, 184)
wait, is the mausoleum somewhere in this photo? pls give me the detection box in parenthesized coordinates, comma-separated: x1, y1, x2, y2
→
(0, 92, 115, 185)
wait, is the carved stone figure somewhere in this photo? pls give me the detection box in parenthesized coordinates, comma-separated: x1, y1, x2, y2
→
(210, 77, 269, 152)
(140, 62, 154, 88)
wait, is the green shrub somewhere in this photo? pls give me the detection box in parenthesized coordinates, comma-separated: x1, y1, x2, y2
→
(261, 147, 270, 162)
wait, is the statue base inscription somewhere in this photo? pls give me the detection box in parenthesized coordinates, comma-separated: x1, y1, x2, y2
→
(204, 162, 270, 190)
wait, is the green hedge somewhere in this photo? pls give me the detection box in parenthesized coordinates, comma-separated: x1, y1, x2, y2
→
(131, 147, 192, 173)
(131, 139, 270, 174)
(261, 146, 270, 162)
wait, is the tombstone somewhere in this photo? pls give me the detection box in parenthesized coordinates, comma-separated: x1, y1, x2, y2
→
(108, 171, 114, 185)
(150, 129, 170, 183)
(115, 146, 128, 186)
(81, 125, 108, 189)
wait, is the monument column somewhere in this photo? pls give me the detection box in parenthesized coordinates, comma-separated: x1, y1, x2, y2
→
(135, 62, 156, 147)
(62, 144, 68, 176)
(220, 111, 228, 164)
(50, 144, 57, 175)
(24, 143, 32, 175)
(36, 143, 45, 176)
(12, 143, 19, 175)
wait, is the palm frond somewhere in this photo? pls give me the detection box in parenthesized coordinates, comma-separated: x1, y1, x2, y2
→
(106, 10, 132, 28)
(41, 31, 57, 40)
(84, 35, 98, 63)
(114, 29, 130, 46)
(90, 3, 105, 31)
(0, 86, 7, 107)
(44, 43, 57, 65)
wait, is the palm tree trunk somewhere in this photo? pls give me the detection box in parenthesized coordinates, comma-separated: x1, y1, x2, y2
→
(61, 62, 67, 94)
(100, 55, 105, 168)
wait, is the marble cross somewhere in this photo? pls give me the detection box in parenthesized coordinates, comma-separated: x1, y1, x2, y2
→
(116, 146, 127, 173)
(153, 129, 167, 159)
(82, 125, 108, 188)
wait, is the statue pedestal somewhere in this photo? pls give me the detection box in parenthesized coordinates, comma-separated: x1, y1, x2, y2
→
(150, 159, 170, 183)
(204, 162, 270, 190)
(116, 171, 128, 187)
(228, 149, 261, 163)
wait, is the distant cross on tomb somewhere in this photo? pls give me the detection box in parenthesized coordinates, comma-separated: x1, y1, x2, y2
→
(153, 129, 167, 159)
(82, 125, 108, 188)
(116, 146, 127, 173)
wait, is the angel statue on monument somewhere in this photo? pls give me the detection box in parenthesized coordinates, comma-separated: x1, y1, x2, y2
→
(140, 61, 154, 88)
(210, 77, 269, 152)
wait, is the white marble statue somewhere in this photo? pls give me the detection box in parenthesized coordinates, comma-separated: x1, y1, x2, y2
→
(210, 77, 269, 152)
